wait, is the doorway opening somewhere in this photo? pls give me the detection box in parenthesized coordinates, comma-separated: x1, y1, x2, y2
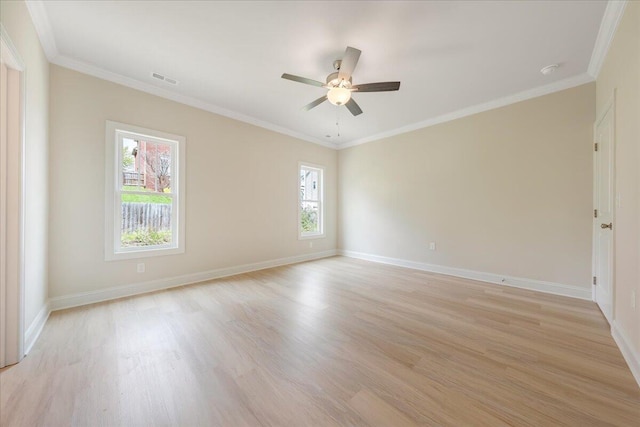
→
(0, 26, 26, 368)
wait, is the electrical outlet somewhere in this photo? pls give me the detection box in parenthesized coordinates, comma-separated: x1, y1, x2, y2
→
(429, 242, 436, 251)
(137, 263, 145, 273)
(309, 241, 313, 248)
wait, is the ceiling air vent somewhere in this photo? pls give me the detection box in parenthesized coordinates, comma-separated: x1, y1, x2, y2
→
(151, 72, 178, 85)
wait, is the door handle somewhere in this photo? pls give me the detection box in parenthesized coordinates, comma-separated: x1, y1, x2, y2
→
(601, 223, 613, 229)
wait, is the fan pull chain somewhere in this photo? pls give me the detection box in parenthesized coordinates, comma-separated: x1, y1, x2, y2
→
(336, 108, 341, 140)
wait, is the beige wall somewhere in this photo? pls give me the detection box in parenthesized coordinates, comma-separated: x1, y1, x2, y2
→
(48, 65, 337, 299)
(8, 0, 635, 367)
(1, 1, 50, 330)
(596, 2, 640, 357)
(339, 83, 595, 289)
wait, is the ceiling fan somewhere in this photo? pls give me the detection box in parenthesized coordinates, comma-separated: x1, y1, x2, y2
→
(281, 46, 400, 116)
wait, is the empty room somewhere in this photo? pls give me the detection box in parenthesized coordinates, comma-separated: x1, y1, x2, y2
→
(1, 0, 639, 425)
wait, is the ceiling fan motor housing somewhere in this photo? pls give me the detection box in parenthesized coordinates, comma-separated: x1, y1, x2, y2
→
(326, 72, 352, 88)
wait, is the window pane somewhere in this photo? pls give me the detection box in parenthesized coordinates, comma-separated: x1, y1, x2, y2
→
(300, 168, 319, 201)
(301, 201, 319, 234)
(121, 195, 172, 247)
(121, 139, 172, 194)
(122, 138, 144, 190)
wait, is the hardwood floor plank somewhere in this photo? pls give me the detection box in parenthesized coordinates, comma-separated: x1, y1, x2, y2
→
(1, 256, 638, 426)
(349, 388, 418, 427)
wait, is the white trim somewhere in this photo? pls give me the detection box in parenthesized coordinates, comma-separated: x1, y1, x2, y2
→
(0, 26, 25, 71)
(24, 0, 58, 61)
(18, 38, 27, 366)
(298, 234, 326, 240)
(50, 250, 337, 311)
(339, 250, 592, 300)
(24, 301, 50, 355)
(24, 2, 335, 148)
(22, 253, 640, 393)
(49, 54, 597, 151)
(338, 73, 594, 149)
(105, 121, 186, 261)
(52, 55, 335, 149)
(24, 0, 619, 150)
(611, 321, 640, 389)
(298, 162, 325, 239)
(587, 1, 628, 79)
(0, 24, 27, 365)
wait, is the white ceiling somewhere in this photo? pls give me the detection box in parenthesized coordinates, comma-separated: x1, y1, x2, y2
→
(31, 1, 608, 147)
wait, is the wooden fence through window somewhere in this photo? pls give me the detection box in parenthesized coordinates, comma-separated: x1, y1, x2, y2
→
(121, 202, 171, 233)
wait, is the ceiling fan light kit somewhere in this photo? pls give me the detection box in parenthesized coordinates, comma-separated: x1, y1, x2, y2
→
(327, 87, 351, 106)
(281, 46, 400, 116)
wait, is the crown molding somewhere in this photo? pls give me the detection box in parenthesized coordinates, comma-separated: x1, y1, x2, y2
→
(337, 72, 594, 149)
(1, 24, 26, 70)
(24, 0, 58, 61)
(26, 0, 610, 151)
(25, 1, 333, 149)
(587, 0, 628, 79)
(52, 55, 335, 149)
(49, 54, 598, 152)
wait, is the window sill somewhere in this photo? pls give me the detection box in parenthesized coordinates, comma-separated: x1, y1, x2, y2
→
(105, 246, 184, 261)
(298, 233, 325, 241)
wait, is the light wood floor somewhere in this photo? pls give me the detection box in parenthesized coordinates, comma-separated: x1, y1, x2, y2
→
(1, 257, 639, 426)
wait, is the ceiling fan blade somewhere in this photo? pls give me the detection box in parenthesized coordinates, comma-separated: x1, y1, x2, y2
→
(281, 73, 325, 87)
(345, 98, 363, 116)
(338, 46, 361, 81)
(302, 95, 328, 111)
(352, 82, 401, 92)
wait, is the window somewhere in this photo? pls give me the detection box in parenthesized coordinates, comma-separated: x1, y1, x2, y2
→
(105, 121, 185, 260)
(299, 163, 324, 238)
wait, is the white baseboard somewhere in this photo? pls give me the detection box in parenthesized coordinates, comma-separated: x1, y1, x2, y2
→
(339, 250, 592, 300)
(24, 301, 51, 355)
(49, 250, 337, 312)
(611, 321, 640, 389)
(22, 249, 639, 391)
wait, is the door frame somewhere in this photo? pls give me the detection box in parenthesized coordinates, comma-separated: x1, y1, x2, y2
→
(0, 24, 26, 367)
(592, 90, 616, 321)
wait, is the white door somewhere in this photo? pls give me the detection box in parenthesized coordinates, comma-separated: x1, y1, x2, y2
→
(593, 100, 615, 324)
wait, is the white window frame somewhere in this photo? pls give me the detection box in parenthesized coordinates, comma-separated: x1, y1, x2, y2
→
(298, 162, 324, 239)
(105, 121, 185, 261)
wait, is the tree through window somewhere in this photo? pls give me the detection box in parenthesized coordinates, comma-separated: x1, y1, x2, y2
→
(105, 121, 185, 260)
